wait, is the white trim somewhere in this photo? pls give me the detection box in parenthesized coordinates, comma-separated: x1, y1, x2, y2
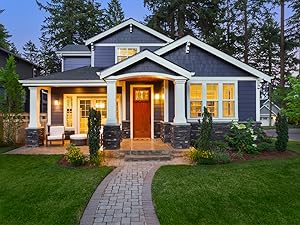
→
(85, 18, 173, 45)
(103, 72, 187, 81)
(61, 57, 64, 72)
(95, 43, 166, 47)
(114, 46, 140, 63)
(99, 50, 192, 79)
(190, 76, 257, 81)
(261, 99, 281, 110)
(130, 84, 154, 139)
(21, 80, 107, 87)
(260, 105, 277, 115)
(256, 80, 260, 122)
(187, 81, 239, 121)
(91, 43, 95, 67)
(155, 35, 271, 82)
(173, 80, 187, 124)
(56, 52, 91, 56)
(28, 86, 41, 128)
(121, 81, 126, 121)
(45, 87, 52, 125)
(163, 80, 169, 122)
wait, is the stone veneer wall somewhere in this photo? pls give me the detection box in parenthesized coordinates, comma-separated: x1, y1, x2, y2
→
(170, 124, 191, 149)
(160, 122, 171, 143)
(103, 125, 121, 149)
(25, 128, 44, 147)
(121, 120, 130, 139)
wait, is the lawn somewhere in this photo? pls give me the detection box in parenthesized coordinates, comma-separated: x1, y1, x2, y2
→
(0, 153, 112, 225)
(152, 141, 300, 225)
(0, 145, 19, 154)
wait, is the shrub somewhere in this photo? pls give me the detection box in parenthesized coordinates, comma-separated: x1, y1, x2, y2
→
(257, 142, 274, 152)
(225, 121, 258, 154)
(65, 143, 85, 166)
(193, 107, 212, 150)
(88, 108, 101, 157)
(275, 112, 289, 151)
(89, 150, 103, 166)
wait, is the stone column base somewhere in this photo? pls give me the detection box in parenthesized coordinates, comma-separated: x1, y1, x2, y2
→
(121, 120, 130, 139)
(25, 128, 44, 147)
(160, 122, 171, 143)
(171, 123, 191, 149)
(103, 124, 121, 149)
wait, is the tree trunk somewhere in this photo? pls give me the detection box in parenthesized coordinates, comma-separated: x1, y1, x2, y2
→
(169, 13, 175, 39)
(280, 0, 285, 87)
(243, 0, 249, 64)
(268, 49, 273, 127)
(177, 6, 185, 37)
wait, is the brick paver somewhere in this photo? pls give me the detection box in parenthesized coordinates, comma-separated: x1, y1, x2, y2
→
(80, 162, 165, 225)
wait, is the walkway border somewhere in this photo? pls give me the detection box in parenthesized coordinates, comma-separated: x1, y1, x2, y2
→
(79, 167, 123, 225)
(142, 165, 161, 225)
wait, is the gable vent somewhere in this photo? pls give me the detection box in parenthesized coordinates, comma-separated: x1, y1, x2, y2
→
(186, 41, 190, 54)
(130, 24, 133, 33)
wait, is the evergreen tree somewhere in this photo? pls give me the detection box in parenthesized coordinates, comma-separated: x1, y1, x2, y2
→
(105, 0, 125, 29)
(37, 0, 106, 73)
(0, 10, 12, 51)
(23, 40, 40, 65)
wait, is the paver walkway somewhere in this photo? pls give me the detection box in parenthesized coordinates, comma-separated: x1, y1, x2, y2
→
(80, 161, 184, 225)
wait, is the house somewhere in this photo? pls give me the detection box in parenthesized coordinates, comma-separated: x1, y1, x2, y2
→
(0, 47, 44, 112)
(260, 99, 280, 126)
(20, 18, 271, 149)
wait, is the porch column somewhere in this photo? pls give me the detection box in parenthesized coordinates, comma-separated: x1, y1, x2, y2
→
(171, 79, 190, 149)
(103, 79, 121, 149)
(173, 79, 186, 124)
(26, 86, 44, 147)
(106, 79, 117, 125)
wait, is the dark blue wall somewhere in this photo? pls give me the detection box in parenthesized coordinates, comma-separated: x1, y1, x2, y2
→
(115, 59, 181, 76)
(64, 57, 91, 71)
(96, 26, 165, 44)
(94, 46, 115, 68)
(140, 46, 161, 52)
(163, 44, 255, 77)
(238, 81, 256, 121)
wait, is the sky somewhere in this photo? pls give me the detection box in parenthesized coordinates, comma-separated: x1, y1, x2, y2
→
(0, 0, 293, 53)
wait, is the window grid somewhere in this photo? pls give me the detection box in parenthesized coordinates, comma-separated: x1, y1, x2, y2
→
(117, 47, 138, 62)
(190, 84, 202, 118)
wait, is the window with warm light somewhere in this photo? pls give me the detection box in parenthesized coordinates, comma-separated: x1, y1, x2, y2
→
(223, 83, 235, 117)
(190, 84, 202, 118)
(116, 47, 138, 62)
(206, 84, 218, 117)
(95, 99, 107, 124)
(66, 97, 72, 127)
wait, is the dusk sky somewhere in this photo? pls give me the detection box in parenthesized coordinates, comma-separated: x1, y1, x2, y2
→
(1, 0, 292, 52)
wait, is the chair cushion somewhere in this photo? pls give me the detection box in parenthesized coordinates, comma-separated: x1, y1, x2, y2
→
(50, 126, 65, 136)
(47, 135, 64, 140)
(70, 134, 87, 140)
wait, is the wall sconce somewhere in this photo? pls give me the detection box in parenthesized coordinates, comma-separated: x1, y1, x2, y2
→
(155, 93, 160, 100)
(54, 100, 59, 106)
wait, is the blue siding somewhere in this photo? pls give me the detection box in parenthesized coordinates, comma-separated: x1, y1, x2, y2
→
(64, 57, 90, 71)
(163, 44, 254, 77)
(115, 59, 181, 76)
(96, 26, 165, 44)
(140, 46, 161, 52)
(238, 81, 256, 121)
(94, 46, 115, 68)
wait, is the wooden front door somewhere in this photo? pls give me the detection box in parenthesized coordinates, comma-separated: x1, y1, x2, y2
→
(133, 87, 151, 138)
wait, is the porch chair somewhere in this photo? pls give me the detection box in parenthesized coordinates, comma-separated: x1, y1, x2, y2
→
(46, 126, 65, 146)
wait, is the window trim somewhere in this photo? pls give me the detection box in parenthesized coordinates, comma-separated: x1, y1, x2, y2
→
(187, 81, 238, 122)
(115, 46, 140, 63)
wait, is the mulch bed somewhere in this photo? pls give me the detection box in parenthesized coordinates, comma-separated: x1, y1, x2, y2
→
(229, 150, 298, 162)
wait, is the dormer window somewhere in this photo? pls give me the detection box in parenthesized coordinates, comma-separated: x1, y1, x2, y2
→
(116, 47, 139, 63)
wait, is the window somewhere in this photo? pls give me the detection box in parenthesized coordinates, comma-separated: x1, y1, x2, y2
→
(223, 83, 235, 117)
(66, 96, 73, 127)
(190, 84, 202, 118)
(95, 99, 107, 124)
(116, 47, 138, 62)
(206, 84, 218, 117)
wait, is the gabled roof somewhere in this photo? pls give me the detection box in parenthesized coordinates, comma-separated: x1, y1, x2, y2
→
(85, 18, 173, 45)
(0, 47, 43, 69)
(57, 44, 90, 52)
(98, 50, 192, 80)
(260, 105, 278, 116)
(261, 99, 281, 110)
(155, 35, 271, 82)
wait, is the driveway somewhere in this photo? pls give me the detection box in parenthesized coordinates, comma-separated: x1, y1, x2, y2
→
(264, 128, 300, 141)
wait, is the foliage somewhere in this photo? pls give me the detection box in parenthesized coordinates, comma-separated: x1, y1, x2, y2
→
(226, 121, 258, 154)
(88, 108, 101, 158)
(105, 0, 125, 29)
(193, 107, 212, 150)
(0, 55, 25, 144)
(275, 112, 289, 151)
(65, 143, 85, 166)
(22, 40, 41, 66)
(37, 0, 106, 73)
(89, 150, 104, 167)
(284, 77, 300, 125)
(0, 10, 11, 51)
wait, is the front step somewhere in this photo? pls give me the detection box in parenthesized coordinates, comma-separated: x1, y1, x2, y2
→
(123, 150, 170, 155)
(124, 154, 172, 161)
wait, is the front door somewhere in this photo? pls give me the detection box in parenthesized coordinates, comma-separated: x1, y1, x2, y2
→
(133, 87, 151, 138)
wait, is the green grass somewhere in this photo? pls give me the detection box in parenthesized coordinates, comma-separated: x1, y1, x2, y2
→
(152, 141, 300, 225)
(0, 145, 19, 154)
(0, 155, 112, 225)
